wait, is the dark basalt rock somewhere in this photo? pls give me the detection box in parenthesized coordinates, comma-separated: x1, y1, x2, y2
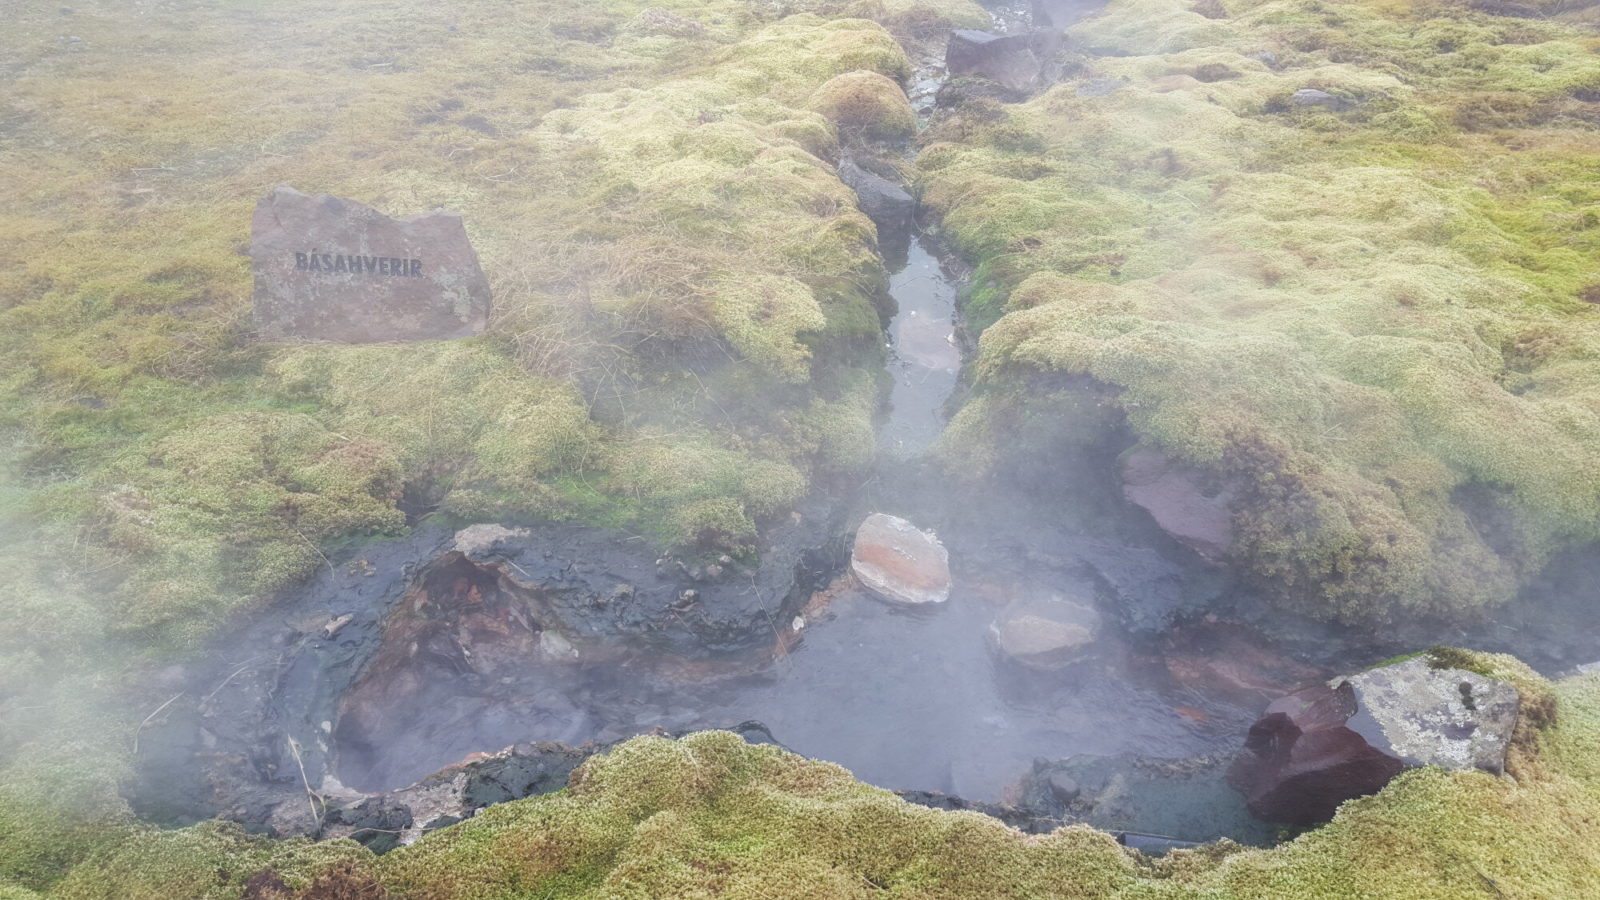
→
(250, 184, 491, 342)
(944, 29, 1063, 97)
(1229, 657, 1520, 825)
(838, 156, 914, 237)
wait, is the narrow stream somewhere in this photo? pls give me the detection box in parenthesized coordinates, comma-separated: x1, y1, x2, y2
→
(879, 236, 962, 457)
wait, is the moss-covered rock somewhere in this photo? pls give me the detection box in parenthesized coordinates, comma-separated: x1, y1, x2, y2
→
(809, 70, 919, 140)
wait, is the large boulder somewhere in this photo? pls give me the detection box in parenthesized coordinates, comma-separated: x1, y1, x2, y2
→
(1228, 656, 1521, 825)
(1120, 447, 1235, 560)
(851, 513, 951, 605)
(250, 185, 492, 342)
(988, 592, 1100, 669)
(944, 29, 1063, 96)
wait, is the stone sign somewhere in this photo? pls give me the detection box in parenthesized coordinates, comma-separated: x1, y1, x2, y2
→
(250, 185, 491, 342)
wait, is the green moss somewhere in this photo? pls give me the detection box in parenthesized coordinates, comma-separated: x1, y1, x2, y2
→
(47, 821, 369, 900)
(0, 742, 132, 891)
(0, 0, 900, 670)
(808, 70, 918, 141)
(924, 0, 1600, 625)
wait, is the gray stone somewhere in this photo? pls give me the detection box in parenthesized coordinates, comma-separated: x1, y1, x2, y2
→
(452, 524, 530, 560)
(1291, 88, 1350, 110)
(988, 592, 1100, 669)
(838, 157, 914, 234)
(945, 29, 1063, 96)
(1047, 772, 1080, 804)
(850, 513, 951, 605)
(250, 185, 491, 343)
(1345, 657, 1520, 774)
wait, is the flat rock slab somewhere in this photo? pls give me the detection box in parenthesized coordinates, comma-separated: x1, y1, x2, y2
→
(851, 513, 951, 605)
(250, 184, 491, 342)
(1345, 657, 1519, 773)
(1121, 447, 1234, 560)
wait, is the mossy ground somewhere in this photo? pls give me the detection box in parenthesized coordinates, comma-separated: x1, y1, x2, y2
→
(924, 0, 1600, 625)
(13, 664, 1600, 898)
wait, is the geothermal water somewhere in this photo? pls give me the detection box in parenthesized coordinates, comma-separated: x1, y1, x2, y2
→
(315, 232, 1284, 846)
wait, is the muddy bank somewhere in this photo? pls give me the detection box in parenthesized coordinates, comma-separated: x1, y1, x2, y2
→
(128, 500, 847, 829)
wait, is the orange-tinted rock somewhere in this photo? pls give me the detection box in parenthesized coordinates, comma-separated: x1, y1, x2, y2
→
(850, 513, 951, 605)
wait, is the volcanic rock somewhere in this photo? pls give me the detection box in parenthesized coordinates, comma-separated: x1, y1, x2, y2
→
(850, 513, 951, 605)
(1229, 657, 1520, 825)
(838, 156, 914, 235)
(944, 29, 1063, 96)
(1120, 447, 1235, 560)
(988, 593, 1100, 669)
(250, 184, 491, 342)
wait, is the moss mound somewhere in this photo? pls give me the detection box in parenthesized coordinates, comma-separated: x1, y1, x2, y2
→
(924, 0, 1600, 624)
(809, 70, 918, 140)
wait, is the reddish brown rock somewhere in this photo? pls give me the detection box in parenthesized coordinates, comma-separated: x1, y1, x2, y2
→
(1120, 447, 1235, 560)
(1227, 682, 1404, 825)
(850, 513, 951, 605)
(1161, 622, 1329, 706)
(1229, 657, 1521, 825)
(250, 185, 491, 342)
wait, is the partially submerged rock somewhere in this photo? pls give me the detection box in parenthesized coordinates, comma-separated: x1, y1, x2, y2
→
(988, 592, 1100, 669)
(250, 185, 492, 343)
(851, 513, 951, 604)
(944, 29, 1062, 96)
(1120, 447, 1234, 560)
(1160, 621, 1329, 706)
(1229, 656, 1521, 824)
